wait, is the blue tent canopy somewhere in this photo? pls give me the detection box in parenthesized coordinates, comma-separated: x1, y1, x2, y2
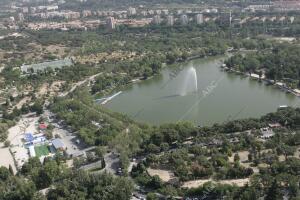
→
(24, 133, 34, 142)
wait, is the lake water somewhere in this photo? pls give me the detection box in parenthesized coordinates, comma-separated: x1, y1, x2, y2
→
(106, 56, 300, 125)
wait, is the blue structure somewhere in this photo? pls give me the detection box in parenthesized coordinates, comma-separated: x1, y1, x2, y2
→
(24, 133, 34, 142)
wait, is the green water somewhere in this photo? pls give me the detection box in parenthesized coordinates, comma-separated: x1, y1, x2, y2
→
(106, 56, 300, 125)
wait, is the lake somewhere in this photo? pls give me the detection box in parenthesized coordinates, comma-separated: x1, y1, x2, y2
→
(106, 56, 300, 125)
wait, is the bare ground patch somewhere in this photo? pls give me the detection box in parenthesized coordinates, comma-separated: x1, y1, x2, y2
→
(182, 178, 250, 188)
(147, 168, 174, 182)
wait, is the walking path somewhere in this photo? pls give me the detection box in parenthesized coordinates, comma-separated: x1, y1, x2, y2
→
(60, 73, 102, 97)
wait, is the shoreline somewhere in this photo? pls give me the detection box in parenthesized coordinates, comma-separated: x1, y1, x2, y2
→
(221, 66, 300, 98)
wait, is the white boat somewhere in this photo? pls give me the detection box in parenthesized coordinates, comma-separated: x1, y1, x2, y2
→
(279, 105, 288, 108)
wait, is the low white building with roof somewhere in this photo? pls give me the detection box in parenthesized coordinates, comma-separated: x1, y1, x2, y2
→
(52, 138, 65, 151)
(20, 58, 73, 74)
(29, 145, 36, 157)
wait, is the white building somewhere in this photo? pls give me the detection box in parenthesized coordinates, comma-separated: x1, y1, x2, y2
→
(211, 8, 218, 13)
(128, 7, 137, 15)
(166, 15, 174, 26)
(180, 14, 188, 25)
(177, 10, 183, 15)
(195, 13, 203, 25)
(162, 9, 169, 15)
(82, 10, 92, 17)
(21, 58, 73, 73)
(141, 10, 147, 16)
(22, 7, 29, 13)
(148, 10, 154, 15)
(106, 17, 116, 30)
(155, 10, 161, 15)
(152, 15, 161, 25)
(29, 146, 36, 157)
(18, 13, 25, 22)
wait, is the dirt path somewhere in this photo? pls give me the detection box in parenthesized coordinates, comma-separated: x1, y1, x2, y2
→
(60, 72, 102, 97)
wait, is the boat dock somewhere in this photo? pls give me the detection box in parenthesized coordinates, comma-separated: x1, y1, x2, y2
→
(95, 91, 122, 105)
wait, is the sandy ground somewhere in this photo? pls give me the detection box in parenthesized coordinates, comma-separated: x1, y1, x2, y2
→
(258, 163, 269, 168)
(147, 168, 174, 182)
(45, 45, 68, 58)
(182, 178, 250, 188)
(66, 159, 73, 168)
(220, 178, 250, 187)
(182, 179, 213, 188)
(272, 37, 295, 42)
(15, 96, 31, 109)
(0, 115, 38, 172)
(7, 115, 39, 168)
(228, 151, 260, 172)
(37, 83, 48, 98)
(260, 149, 273, 154)
(279, 155, 285, 162)
(77, 51, 137, 64)
(50, 81, 65, 94)
(229, 151, 249, 163)
(0, 142, 17, 174)
(240, 162, 259, 173)
(36, 81, 65, 98)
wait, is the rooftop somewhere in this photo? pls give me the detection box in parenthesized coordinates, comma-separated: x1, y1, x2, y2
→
(52, 138, 65, 149)
(21, 58, 73, 73)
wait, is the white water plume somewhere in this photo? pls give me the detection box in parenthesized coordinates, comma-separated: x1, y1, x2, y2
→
(179, 67, 198, 96)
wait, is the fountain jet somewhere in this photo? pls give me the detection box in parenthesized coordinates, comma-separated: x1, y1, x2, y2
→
(179, 67, 198, 96)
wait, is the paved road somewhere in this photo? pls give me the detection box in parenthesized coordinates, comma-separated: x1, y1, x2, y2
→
(101, 152, 120, 175)
(80, 160, 102, 171)
(44, 110, 85, 157)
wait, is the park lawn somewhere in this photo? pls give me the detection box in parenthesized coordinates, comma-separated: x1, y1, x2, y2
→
(34, 145, 50, 157)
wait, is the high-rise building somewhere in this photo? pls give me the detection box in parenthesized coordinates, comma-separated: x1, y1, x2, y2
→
(177, 10, 183, 15)
(162, 9, 169, 15)
(141, 10, 147, 16)
(106, 17, 116, 30)
(22, 7, 29, 13)
(155, 10, 161, 15)
(195, 13, 203, 25)
(152, 15, 161, 25)
(166, 15, 174, 26)
(9, 16, 15, 23)
(148, 10, 154, 15)
(180, 14, 188, 25)
(229, 10, 232, 27)
(128, 7, 137, 15)
(18, 13, 24, 22)
(290, 16, 295, 23)
(82, 10, 92, 17)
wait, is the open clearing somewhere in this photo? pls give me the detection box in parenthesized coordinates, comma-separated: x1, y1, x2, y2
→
(229, 151, 249, 163)
(7, 115, 39, 168)
(147, 168, 174, 182)
(0, 143, 16, 174)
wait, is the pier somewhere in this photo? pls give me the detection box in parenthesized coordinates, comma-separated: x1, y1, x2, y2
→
(95, 91, 122, 105)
